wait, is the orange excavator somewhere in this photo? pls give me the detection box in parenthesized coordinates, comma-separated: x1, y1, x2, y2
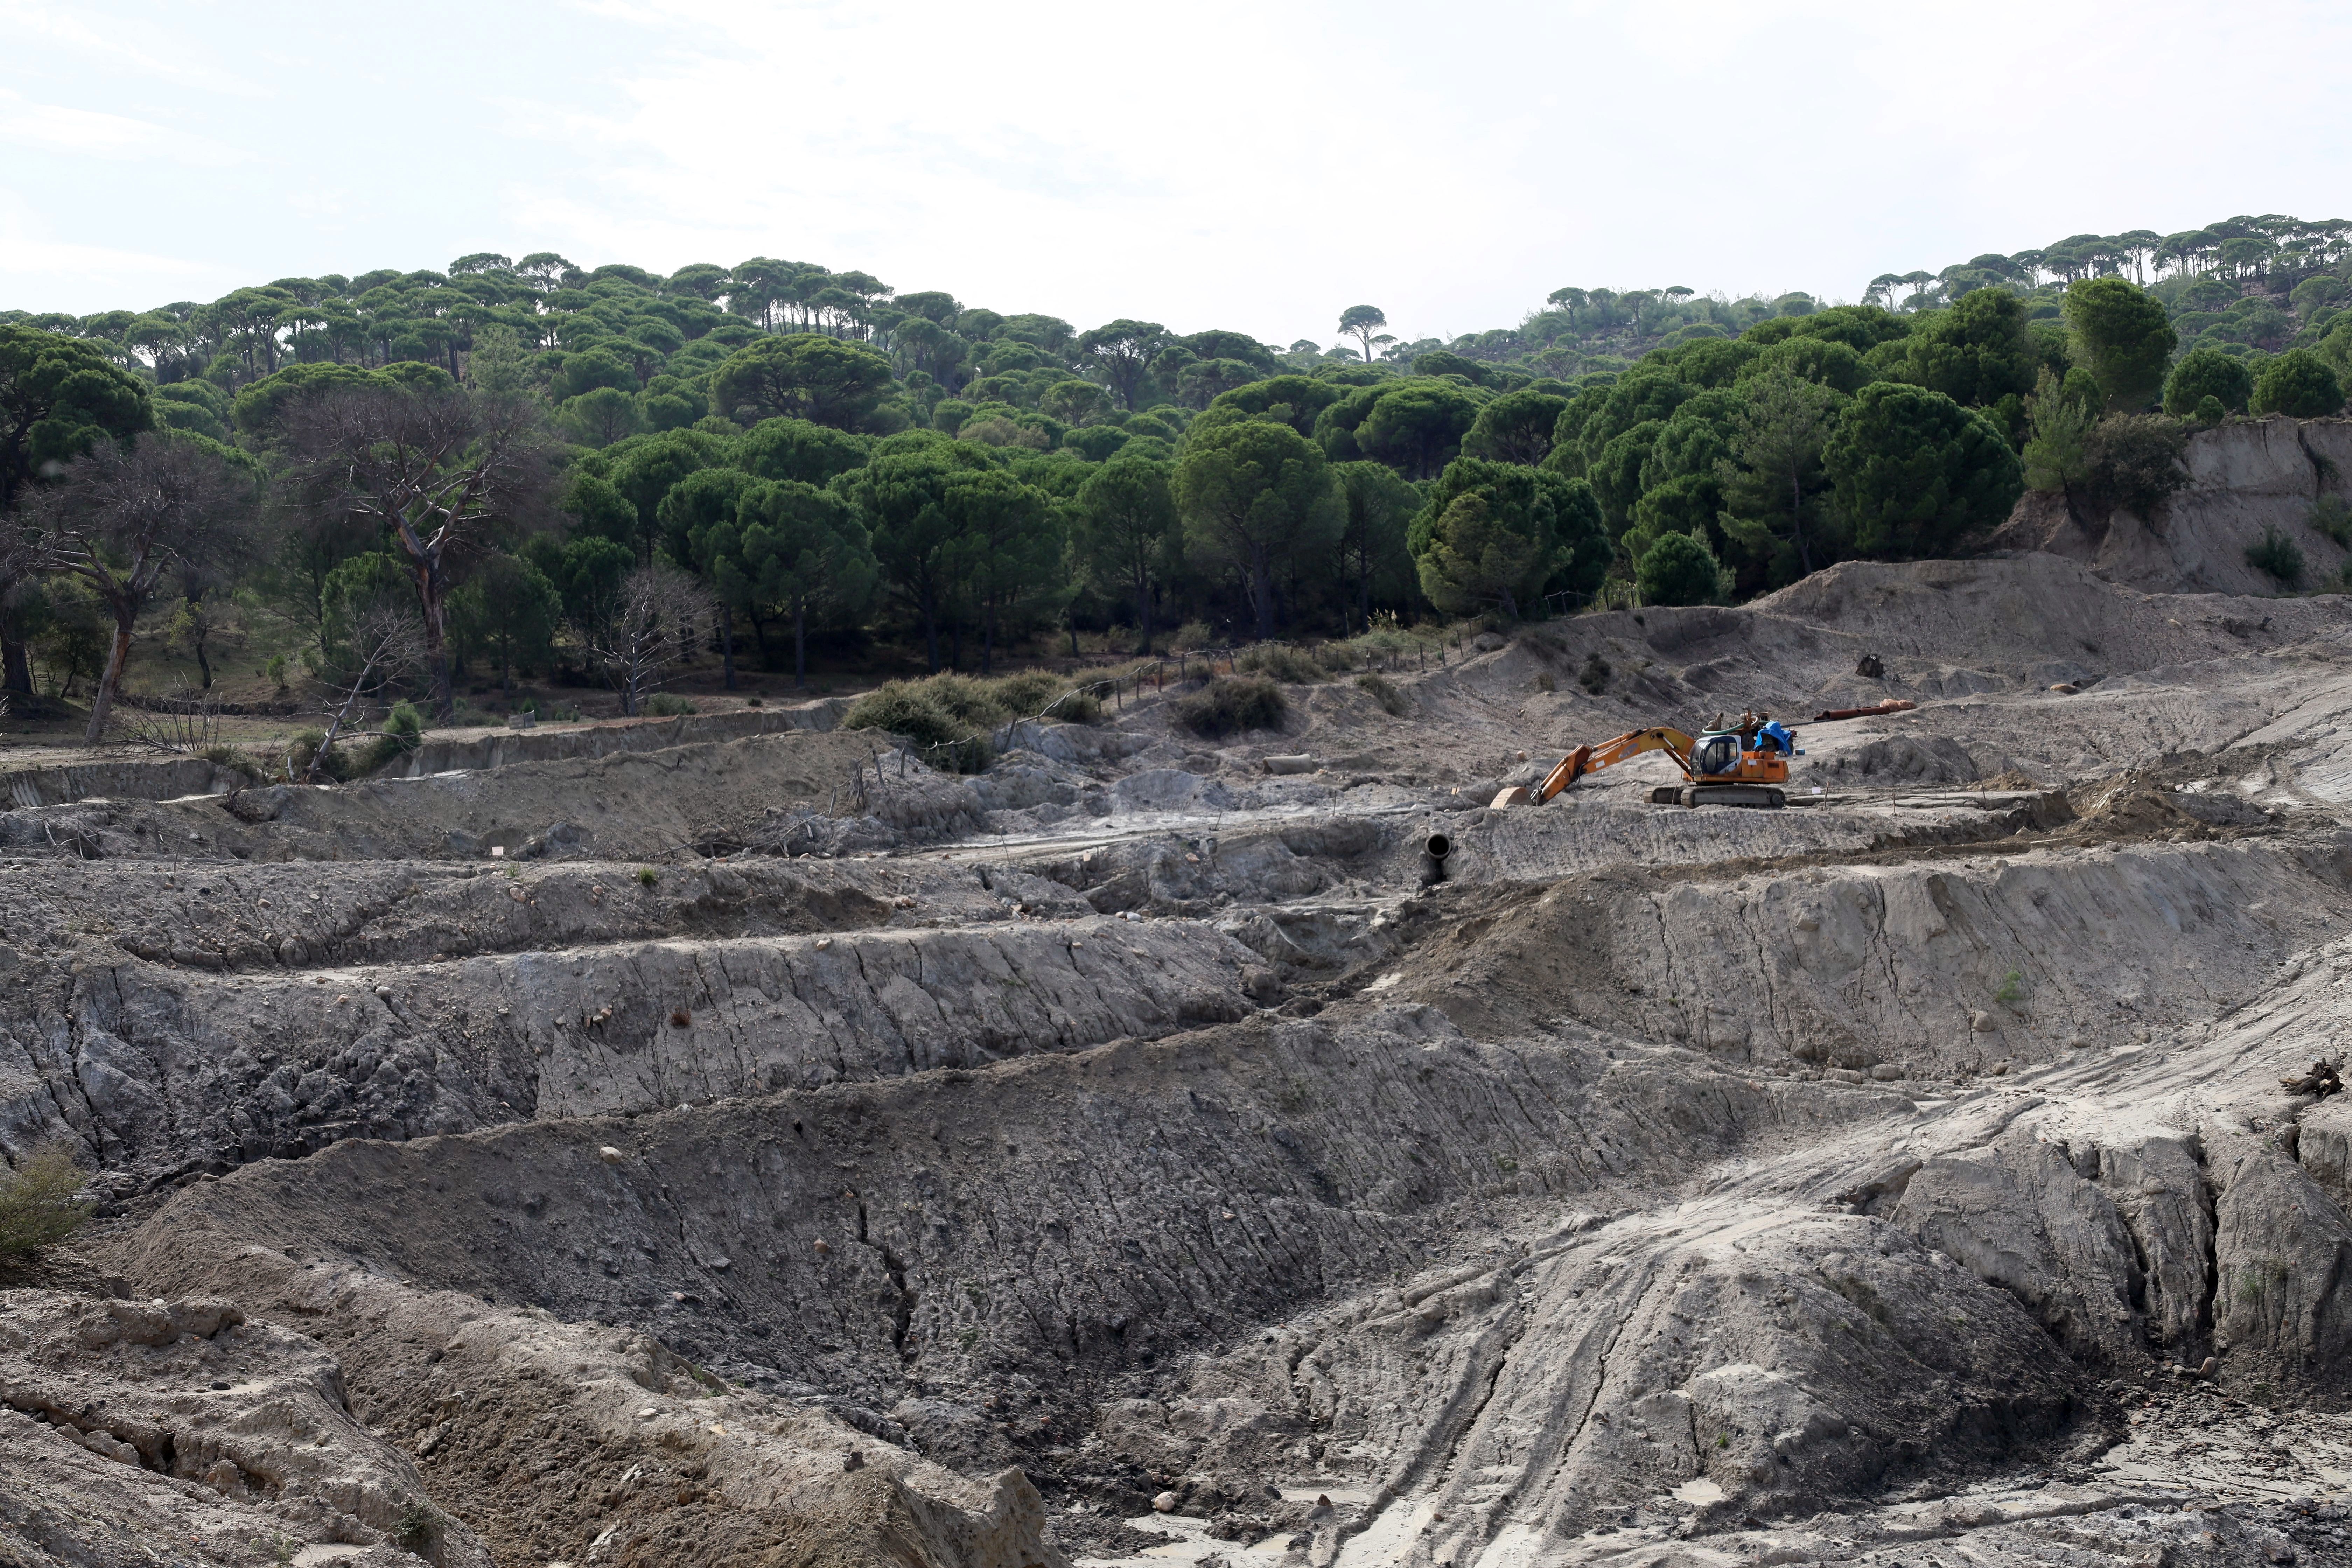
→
(1497, 711, 1804, 809)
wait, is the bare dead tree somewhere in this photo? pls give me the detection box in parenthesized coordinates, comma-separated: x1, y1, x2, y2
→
(305, 603, 427, 781)
(277, 386, 555, 716)
(119, 684, 226, 757)
(589, 562, 713, 716)
(16, 433, 260, 743)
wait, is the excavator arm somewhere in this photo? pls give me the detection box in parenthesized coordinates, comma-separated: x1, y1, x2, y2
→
(1530, 727, 1696, 803)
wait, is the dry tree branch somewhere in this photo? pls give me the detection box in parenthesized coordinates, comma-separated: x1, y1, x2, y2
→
(305, 604, 427, 782)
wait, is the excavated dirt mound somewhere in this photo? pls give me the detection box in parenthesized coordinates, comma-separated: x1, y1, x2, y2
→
(0, 728, 948, 866)
(1993, 416, 2352, 598)
(15, 545, 2352, 1565)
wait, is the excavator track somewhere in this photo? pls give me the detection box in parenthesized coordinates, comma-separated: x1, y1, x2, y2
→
(1653, 783, 1786, 808)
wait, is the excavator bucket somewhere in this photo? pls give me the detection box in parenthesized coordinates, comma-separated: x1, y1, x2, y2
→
(1492, 786, 1532, 808)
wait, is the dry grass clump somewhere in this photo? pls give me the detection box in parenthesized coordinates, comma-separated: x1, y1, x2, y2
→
(1174, 676, 1286, 737)
(1234, 644, 1326, 684)
(987, 669, 1102, 722)
(843, 670, 1107, 770)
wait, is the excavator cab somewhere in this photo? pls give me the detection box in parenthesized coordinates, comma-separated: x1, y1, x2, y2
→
(1648, 711, 1802, 806)
(1689, 731, 1741, 779)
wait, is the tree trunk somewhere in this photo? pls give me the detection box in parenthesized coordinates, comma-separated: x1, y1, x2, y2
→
(414, 556, 453, 716)
(1136, 572, 1154, 656)
(981, 599, 994, 676)
(1251, 550, 1275, 642)
(85, 609, 134, 744)
(793, 598, 807, 688)
(720, 604, 736, 690)
(922, 590, 939, 674)
(193, 633, 212, 690)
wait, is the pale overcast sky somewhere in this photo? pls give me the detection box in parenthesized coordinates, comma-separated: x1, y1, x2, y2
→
(4, 0, 2347, 347)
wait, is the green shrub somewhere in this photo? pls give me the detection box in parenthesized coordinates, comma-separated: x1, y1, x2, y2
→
(2311, 497, 2352, 546)
(979, 670, 1105, 724)
(356, 699, 426, 774)
(2247, 526, 2305, 587)
(201, 744, 261, 778)
(986, 670, 1065, 716)
(637, 866, 659, 886)
(1578, 652, 1612, 694)
(1169, 621, 1215, 652)
(644, 693, 697, 716)
(919, 673, 1000, 727)
(846, 671, 1103, 747)
(843, 681, 965, 749)
(393, 1501, 443, 1556)
(282, 733, 329, 785)
(1174, 676, 1286, 737)
(1235, 644, 1325, 684)
(264, 653, 289, 689)
(1040, 686, 1101, 724)
(1354, 672, 1407, 715)
(0, 1145, 92, 1258)
(2081, 415, 2190, 518)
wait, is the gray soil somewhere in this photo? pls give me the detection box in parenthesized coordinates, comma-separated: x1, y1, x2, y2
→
(11, 426, 2352, 1568)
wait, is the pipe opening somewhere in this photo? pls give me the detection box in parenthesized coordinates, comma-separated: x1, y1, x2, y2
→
(1424, 832, 1451, 860)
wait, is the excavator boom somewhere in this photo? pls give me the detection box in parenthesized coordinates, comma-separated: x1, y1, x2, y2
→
(1531, 727, 1694, 803)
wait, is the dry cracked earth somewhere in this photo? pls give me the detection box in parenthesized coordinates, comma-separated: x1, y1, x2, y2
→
(13, 429, 2352, 1568)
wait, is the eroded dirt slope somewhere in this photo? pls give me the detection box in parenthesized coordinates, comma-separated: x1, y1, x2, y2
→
(9, 547, 2352, 1566)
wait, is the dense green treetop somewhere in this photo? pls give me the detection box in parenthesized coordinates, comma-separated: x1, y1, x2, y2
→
(2163, 348, 2254, 416)
(1825, 382, 2023, 557)
(2250, 349, 2345, 418)
(3, 214, 2349, 712)
(2063, 278, 2178, 412)
(0, 324, 153, 513)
